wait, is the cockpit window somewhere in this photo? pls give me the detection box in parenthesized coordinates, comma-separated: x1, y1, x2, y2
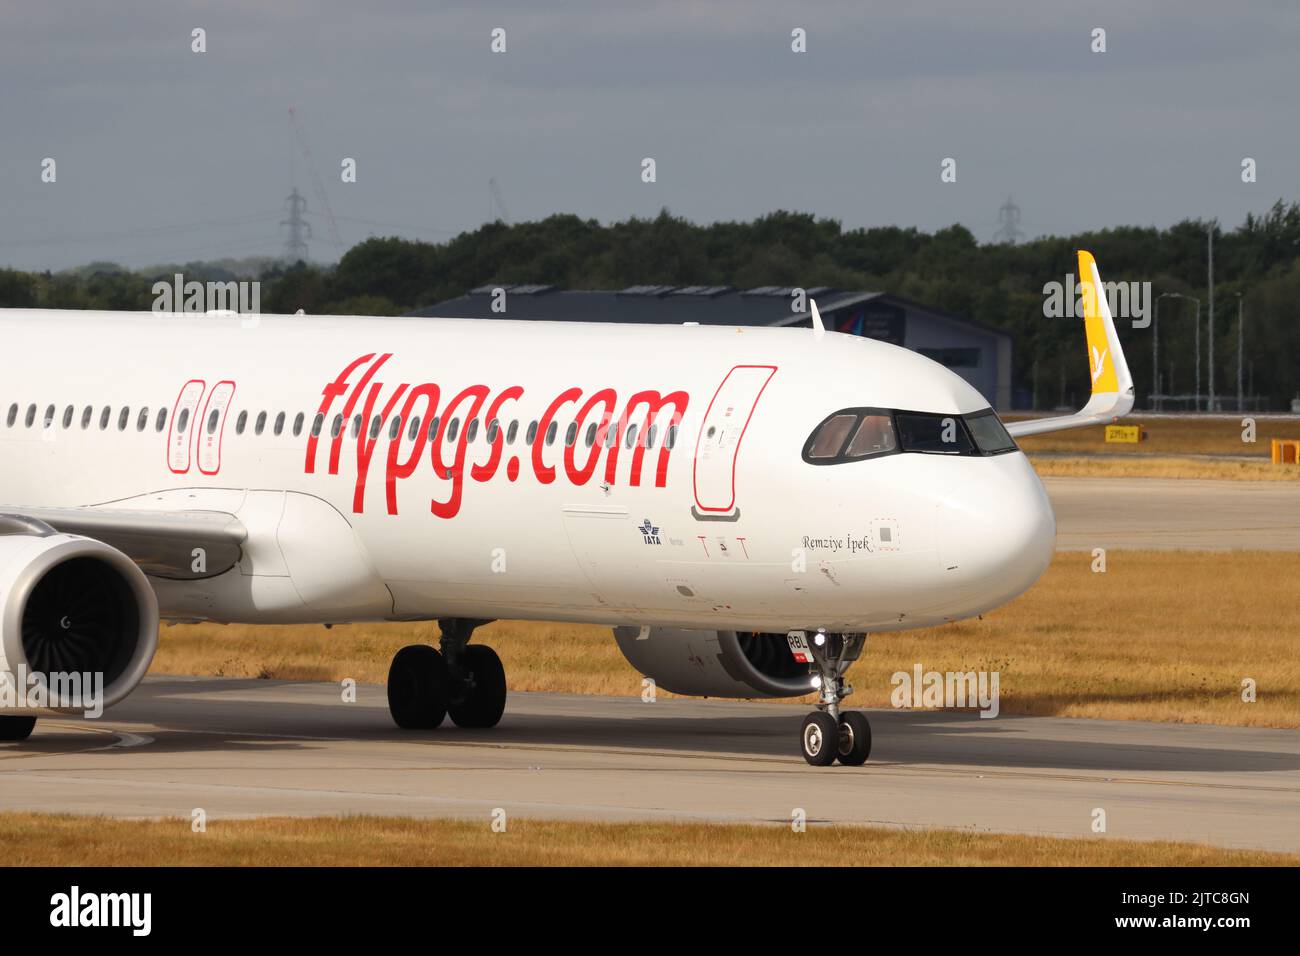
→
(895, 412, 973, 454)
(807, 414, 858, 458)
(803, 406, 1016, 465)
(845, 415, 896, 457)
(803, 408, 898, 463)
(965, 408, 1019, 454)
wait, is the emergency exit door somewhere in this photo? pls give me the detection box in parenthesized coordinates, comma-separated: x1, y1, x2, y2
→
(167, 379, 206, 474)
(197, 380, 236, 475)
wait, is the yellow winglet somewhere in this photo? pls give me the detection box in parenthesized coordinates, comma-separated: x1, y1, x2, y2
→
(1004, 251, 1135, 439)
(1078, 250, 1119, 394)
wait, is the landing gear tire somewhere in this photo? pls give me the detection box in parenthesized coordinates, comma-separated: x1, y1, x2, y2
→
(0, 716, 36, 742)
(447, 645, 507, 729)
(387, 644, 450, 729)
(801, 711, 839, 766)
(835, 711, 872, 766)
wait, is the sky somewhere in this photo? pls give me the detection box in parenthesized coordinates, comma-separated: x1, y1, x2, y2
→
(1, 0, 1297, 271)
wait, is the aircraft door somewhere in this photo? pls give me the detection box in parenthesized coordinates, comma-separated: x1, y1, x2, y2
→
(167, 379, 206, 474)
(691, 364, 776, 520)
(197, 380, 236, 475)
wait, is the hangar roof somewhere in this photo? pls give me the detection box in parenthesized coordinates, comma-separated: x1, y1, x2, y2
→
(409, 285, 1009, 341)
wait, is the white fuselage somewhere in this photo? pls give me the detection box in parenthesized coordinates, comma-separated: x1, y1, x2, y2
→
(0, 309, 1055, 633)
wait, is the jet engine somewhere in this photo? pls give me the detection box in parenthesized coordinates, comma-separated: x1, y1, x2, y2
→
(612, 626, 815, 698)
(0, 524, 158, 712)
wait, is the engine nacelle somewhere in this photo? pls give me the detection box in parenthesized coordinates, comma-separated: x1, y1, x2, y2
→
(613, 626, 815, 698)
(0, 530, 158, 713)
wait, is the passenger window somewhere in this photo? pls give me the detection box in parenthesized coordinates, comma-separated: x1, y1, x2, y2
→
(584, 422, 597, 447)
(24, 404, 36, 428)
(155, 408, 168, 432)
(507, 420, 518, 445)
(466, 419, 479, 443)
(808, 414, 857, 459)
(296, 413, 309, 438)
(99, 406, 111, 430)
(369, 415, 382, 440)
(446, 418, 460, 442)
(177, 408, 191, 433)
(136, 407, 149, 432)
(310, 413, 324, 438)
(255, 411, 267, 435)
(331, 414, 344, 438)
(234, 411, 247, 435)
(44, 405, 56, 429)
(408, 416, 421, 441)
(63, 405, 74, 429)
(564, 422, 577, 446)
(427, 416, 441, 441)
(546, 421, 558, 446)
(645, 424, 657, 448)
(83, 406, 94, 429)
(526, 421, 538, 445)
(604, 421, 617, 448)
(625, 424, 638, 448)
(5, 404, 15, 427)
(351, 415, 362, 439)
(117, 407, 130, 431)
(389, 416, 402, 440)
(845, 415, 896, 458)
(487, 419, 500, 444)
(210, 409, 223, 435)
(274, 411, 285, 436)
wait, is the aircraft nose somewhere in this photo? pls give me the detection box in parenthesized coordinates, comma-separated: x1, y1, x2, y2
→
(936, 453, 1055, 609)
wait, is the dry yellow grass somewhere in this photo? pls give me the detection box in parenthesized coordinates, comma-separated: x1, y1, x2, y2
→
(1, 813, 1292, 867)
(1028, 455, 1300, 481)
(1010, 414, 1298, 457)
(155, 551, 1300, 728)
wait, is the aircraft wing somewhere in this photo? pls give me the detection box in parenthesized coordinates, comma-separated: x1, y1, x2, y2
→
(1005, 250, 1135, 439)
(0, 505, 246, 579)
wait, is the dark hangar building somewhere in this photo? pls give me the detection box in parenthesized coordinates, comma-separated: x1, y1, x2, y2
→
(411, 284, 1013, 411)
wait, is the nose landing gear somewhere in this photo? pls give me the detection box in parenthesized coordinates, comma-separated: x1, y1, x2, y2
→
(387, 618, 507, 731)
(797, 630, 871, 766)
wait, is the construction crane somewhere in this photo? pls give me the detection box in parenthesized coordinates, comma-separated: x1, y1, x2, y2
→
(288, 106, 344, 253)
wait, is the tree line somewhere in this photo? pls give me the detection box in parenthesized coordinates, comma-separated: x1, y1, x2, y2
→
(2, 203, 1298, 409)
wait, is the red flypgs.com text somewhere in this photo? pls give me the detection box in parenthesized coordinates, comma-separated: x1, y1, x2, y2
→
(303, 353, 690, 519)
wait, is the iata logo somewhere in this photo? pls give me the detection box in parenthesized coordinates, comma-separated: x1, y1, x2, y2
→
(638, 518, 662, 545)
(304, 353, 690, 520)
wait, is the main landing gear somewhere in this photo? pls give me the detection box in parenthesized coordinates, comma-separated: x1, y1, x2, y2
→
(387, 618, 506, 730)
(797, 630, 871, 767)
(0, 716, 36, 742)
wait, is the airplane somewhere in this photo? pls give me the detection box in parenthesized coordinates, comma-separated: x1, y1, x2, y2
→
(0, 250, 1133, 766)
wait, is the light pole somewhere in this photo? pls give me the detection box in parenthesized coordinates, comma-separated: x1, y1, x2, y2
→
(1158, 292, 1201, 411)
(1153, 294, 1163, 411)
(1207, 224, 1216, 411)
(1236, 292, 1244, 412)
